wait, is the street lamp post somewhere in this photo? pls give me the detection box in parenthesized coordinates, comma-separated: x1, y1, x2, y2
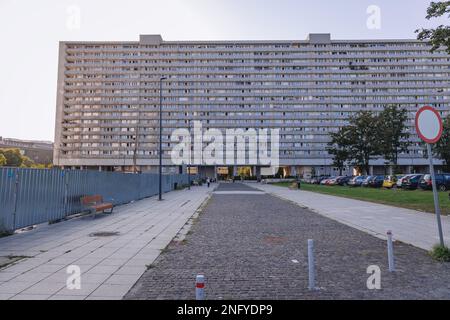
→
(133, 104, 141, 174)
(158, 76, 167, 201)
(188, 118, 191, 190)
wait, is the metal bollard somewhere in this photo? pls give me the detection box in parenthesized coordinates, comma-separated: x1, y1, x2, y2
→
(308, 239, 315, 290)
(387, 230, 395, 272)
(195, 274, 205, 300)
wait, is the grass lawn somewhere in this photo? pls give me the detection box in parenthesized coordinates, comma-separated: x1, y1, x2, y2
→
(272, 182, 450, 215)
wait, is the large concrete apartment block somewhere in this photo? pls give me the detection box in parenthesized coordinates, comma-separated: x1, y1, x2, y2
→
(54, 34, 450, 176)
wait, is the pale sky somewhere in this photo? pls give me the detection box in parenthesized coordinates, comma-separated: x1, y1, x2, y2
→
(0, 0, 447, 142)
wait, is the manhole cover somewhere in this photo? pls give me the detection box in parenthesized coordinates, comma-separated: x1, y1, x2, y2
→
(263, 235, 287, 245)
(89, 231, 120, 237)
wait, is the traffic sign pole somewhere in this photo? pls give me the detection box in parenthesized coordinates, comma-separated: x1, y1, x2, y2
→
(426, 143, 444, 247)
(415, 106, 445, 247)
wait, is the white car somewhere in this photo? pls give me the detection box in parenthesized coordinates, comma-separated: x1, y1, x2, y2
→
(320, 177, 335, 185)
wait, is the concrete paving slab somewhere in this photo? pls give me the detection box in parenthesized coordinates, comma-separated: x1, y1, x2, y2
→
(0, 185, 213, 300)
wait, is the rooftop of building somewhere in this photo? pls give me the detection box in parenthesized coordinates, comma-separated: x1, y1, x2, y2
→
(61, 33, 427, 46)
(0, 137, 54, 149)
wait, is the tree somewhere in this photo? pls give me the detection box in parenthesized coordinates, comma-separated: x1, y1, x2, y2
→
(346, 111, 382, 175)
(378, 106, 410, 174)
(327, 127, 351, 175)
(0, 154, 6, 166)
(310, 167, 316, 178)
(0, 148, 39, 168)
(433, 115, 450, 171)
(20, 156, 35, 168)
(0, 148, 24, 167)
(421, 115, 450, 171)
(416, 1, 450, 54)
(326, 111, 381, 175)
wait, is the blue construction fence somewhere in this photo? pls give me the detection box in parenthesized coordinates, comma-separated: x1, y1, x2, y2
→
(0, 167, 195, 232)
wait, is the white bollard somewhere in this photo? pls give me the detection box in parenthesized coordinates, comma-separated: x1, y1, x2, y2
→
(387, 230, 395, 272)
(308, 239, 315, 290)
(195, 274, 205, 300)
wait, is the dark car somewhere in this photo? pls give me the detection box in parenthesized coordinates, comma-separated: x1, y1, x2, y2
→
(311, 175, 329, 184)
(348, 175, 367, 187)
(336, 176, 352, 186)
(368, 175, 385, 188)
(401, 174, 424, 190)
(419, 173, 450, 191)
(361, 175, 374, 187)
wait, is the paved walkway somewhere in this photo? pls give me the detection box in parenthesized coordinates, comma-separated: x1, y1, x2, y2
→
(251, 183, 450, 251)
(0, 185, 213, 300)
(126, 182, 450, 300)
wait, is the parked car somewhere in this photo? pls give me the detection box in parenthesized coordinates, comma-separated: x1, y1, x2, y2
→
(310, 177, 319, 184)
(382, 175, 399, 189)
(348, 175, 366, 187)
(327, 176, 342, 185)
(336, 176, 353, 186)
(311, 175, 329, 184)
(419, 173, 450, 191)
(361, 175, 374, 187)
(401, 174, 424, 190)
(368, 175, 385, 188)
(320, 176, 335, 185)
(396, 174, 415, 188)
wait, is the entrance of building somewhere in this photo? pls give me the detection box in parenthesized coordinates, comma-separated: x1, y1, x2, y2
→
(237, 166, 253, 179)
(216, 166, 230, 180)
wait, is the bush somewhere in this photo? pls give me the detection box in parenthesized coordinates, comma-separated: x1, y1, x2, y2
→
(430, 244, 450, 262)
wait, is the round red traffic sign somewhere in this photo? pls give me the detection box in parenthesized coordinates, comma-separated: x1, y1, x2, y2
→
(415, 106, 443, 144)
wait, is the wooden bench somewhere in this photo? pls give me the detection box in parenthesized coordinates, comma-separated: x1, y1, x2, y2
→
(80, 195, 113, 218)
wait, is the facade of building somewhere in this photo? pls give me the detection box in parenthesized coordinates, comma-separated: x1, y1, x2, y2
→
(0, 137, 53, 165)
(54, 34, 450, 177)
